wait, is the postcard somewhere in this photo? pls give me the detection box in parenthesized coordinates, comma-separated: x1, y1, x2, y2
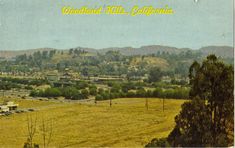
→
(0, 0, 234, 147)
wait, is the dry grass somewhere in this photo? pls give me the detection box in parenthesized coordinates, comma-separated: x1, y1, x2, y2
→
(0, 98, 185, 147)
(130, 57, 169, 70)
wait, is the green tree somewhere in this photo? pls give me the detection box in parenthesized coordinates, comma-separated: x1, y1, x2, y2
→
(44, 88, 61, 97)
(62, 87, 79, 100)
(89, 86, 97, 96)
(30, 90, 39, 97)
(136, 88, 146, 97)
(69, 48, 74, 55)
(190, 55, 233, 145)
(148, 67, 162, 83)
(168, 55, 234, 147)
(145, 138, 170, 147)
(81, 89, 89, 99)
(168, 98, 213, 147)
(110, 83, 121, 93)
(95, 94, 103, 101)
(42, 51, 48, 59)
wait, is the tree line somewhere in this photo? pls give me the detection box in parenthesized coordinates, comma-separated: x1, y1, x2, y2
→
(0, 77, 49, 90)
(30, 85, 189, 101)
(30, 87, 89, 100)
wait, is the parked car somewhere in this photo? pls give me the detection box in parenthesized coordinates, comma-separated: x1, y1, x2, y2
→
(4, 112, 12, 116)
(28, 108, 35, 112)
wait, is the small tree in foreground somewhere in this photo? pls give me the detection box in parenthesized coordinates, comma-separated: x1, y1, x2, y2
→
(145, 138, 170, 147)
(24, 115, 38, 148)
(39, 117, 53, 148)
(24, 115, 54, 148)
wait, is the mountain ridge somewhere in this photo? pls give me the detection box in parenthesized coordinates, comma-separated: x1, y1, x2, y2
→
(0, 45, 233, 59)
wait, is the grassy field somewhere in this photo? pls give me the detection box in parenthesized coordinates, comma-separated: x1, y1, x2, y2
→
(0, 98, 186, 147)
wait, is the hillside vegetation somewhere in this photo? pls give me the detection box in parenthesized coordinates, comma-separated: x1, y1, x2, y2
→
(130, 57, 169, 70)
(0, 46, 233, 81)
(0, 45, 233, 59)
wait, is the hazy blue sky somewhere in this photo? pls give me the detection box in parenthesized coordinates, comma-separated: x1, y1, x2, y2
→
(0, 0, 233, 50)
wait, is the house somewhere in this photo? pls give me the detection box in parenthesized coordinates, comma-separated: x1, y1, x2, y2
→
(94, 76, 125, 83)
(0, 105, 9, 113)
(60, 72, 72, 82)
(46, 73, 59, 81)
(0, 101, 18, 113)
(161, 76, 171, 83)
(6, 101, 18, 111)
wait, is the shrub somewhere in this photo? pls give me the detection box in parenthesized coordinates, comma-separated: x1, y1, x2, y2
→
(89, 85, 97, 95)
(136, 88, 146, 97)
(145, 138, 170, 147)
(81, 89, 89, 99)
(44, 88, 61, 97)
(95, 94, 103, 101)
(126, 91, 136, 98)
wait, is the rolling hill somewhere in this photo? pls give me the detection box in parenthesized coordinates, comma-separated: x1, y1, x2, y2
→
(0, 48, 57, 59)
(0, 45, 233, 59)
(199, 46, 233, 58)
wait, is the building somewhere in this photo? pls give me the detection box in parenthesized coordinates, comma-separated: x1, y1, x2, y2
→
(6, 102, 18, 111)
(0, 105, 9, 112)
(0, 101, 18, 113)
(46, 73, 59, 81)
(60, 72, 72, 82)
(161, 76, 171, 83)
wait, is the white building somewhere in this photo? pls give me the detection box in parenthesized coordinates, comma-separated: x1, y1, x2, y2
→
(0, 105, 9, 112)
(0, 101, 18, 113)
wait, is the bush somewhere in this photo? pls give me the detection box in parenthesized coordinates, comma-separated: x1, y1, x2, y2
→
(44, 88, 61, 97)
(81, 89, 89, 99)
(152, 87, 189, 99)
(61, 87, 80, 100)
(171, 79, 188, 85)
(121, 82, 136, 93)
(145, 138, 170, 147)
(110, 83, 121, 93)
(25, 86, 33, 90)
(89, 85, 97, 95)
(136, 88, 146, 97)
(76, 81, 88, 89)
(0, 81, 21, 90)
(101, 92, 110, 100)
(30, 90, 39, 97)
(152, 87, 163, 97)
(95, 94, 103, 101)
(126, 91, 136, 98)
(98, 88, 104, 94)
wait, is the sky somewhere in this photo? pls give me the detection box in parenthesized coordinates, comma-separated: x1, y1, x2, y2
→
(0, 0, 233, 50)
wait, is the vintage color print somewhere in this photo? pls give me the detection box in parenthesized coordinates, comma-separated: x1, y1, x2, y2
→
(0, 0, 234, 147)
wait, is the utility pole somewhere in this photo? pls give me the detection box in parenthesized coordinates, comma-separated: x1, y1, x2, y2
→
(163, 97, 165, 112)
(109, 98, 112, 107)
(145, 97, 148, 110)
(2, 90, 4, 97)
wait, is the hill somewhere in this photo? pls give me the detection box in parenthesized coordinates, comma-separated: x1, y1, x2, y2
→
(199, 46, 233, 58)
(0, 48, 57, 59)
(0, 45, 233, 59)
(130, 56, 170, 70)
(98, 45, 189, 56)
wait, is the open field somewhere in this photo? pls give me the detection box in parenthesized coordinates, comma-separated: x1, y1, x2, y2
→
(0, 98, 186, 147)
